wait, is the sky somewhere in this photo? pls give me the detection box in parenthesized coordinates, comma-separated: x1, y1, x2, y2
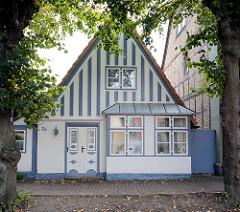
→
(38, 26, 168, 84)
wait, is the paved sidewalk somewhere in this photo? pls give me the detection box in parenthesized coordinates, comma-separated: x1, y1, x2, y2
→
(17, 175, 224, 196)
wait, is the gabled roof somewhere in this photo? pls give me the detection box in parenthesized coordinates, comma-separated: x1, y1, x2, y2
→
(58, 31, 197, 126)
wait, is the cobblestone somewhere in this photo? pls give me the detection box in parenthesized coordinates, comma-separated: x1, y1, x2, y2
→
(17, 175, 224, 196)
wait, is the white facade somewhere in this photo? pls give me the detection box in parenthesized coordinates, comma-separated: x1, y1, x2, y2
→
(15, 33, 195, 180)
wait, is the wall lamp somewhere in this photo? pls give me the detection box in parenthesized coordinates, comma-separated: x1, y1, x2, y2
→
(53, 126, 59, 136)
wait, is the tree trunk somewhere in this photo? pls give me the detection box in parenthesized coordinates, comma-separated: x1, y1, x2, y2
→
(0, 110, 21, 211)
(219, 18, 240, 205)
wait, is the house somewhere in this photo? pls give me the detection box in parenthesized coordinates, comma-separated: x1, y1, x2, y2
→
(14, 32, 215, 180)
(161, 16, 223, 174)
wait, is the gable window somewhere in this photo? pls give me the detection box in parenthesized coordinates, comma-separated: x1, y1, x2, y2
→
(109, 116, 143, 155)
(15, 130, 26, 152)
(106, 67, 136, 89)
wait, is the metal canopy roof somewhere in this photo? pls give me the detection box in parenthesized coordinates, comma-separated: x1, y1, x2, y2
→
(102, 103, 194, 115)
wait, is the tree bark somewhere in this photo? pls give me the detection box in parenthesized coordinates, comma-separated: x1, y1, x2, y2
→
(219, 17, 240, 205)
(0, 110, 21, 211)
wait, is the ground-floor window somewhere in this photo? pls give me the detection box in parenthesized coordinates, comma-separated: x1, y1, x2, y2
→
(108, 115, 189, 156)
(15, 130, 26, 152)
(110, 116, 143, 156)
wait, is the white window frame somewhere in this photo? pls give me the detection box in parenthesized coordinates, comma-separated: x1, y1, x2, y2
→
(156, 116, 171, 129)
(106, 67, 136, 90)
(110, 130, 126, 155)
(110, 116, 126, 128)
(128, 130, 143, 155)
(122, 68, 136, 89)
(87, 128, 96, 151)
(69, 128, 79, 152)
(15, 130, 26, 153)
(128, 116, 143, 129)
(173, 130, 188, 155)
(106, 68, 121, 89)
(172, 116, 188, 129)
(156, 130, 171, 155)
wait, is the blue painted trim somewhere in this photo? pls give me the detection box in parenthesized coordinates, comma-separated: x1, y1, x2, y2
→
(157, 83, 162, 101)
(166, 95, 170, 102)
(124, 34, 127, 65)
(132, 42, 136, 65)
(97, 48, 101, 116)
(106, 91, 110, 107)
(97, 123, 100, 176)
(20, 171, 35, 179)
(107, 51, 110, 65)
(136, 41, 178, 103)
(32, 124, 38, 175)
(149, 69, 153, 101)
(14, 125, 28, 130)
(132, 92, 136, 101)
(114, 91, 118, 102)
(79, 70, 83, 116)
(115, 55, 118, 65)
(35, 173, 65, 180)
(106, 173, 192, 181)
(99, 172, 106, 178)
(88, 57, 92, 116)
(123, 91, 127, 101)
(141, 56, 145, 101)
(60, 96, 65, 116)
(70, 82, 74, 116)
(107, 116, 110, 156)
(63, 38, 100, 86)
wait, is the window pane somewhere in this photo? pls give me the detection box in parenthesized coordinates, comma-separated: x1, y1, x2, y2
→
(70, 131, 77, 143)
(110, 117, 125, 128)
(157, 131, 170, 143)
(157, 143, 169, 154)
(128, 131, 142, 155)
(174, 117, 187, 128)
(111, 131, 125, 154)
(108, 78, 120, 88)
(108, 69, 120, 77)
(174, 132, 187, 143)
(156, 131, 170, 154)
(156, 117, 170, 128)
(123, 69, 135, 88)
(128, 117, 142, 128)
(15, 131, 25, 151)
(123, 78, 135, 88)
(174, 143, 187, 154)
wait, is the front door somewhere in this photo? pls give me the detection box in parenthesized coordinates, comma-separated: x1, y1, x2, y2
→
(67, 127, 97, 177)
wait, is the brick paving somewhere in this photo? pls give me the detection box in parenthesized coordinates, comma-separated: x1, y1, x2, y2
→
(17, 175, 224, 196)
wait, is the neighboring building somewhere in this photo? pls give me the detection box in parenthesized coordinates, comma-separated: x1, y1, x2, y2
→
(162, 15, 223, 167)
(14, 32, 215, 180)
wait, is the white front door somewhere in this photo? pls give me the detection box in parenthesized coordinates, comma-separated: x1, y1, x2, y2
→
(67, 127, 97, 177)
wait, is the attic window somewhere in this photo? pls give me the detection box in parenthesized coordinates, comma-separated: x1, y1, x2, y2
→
(106, 67, 136, 89)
